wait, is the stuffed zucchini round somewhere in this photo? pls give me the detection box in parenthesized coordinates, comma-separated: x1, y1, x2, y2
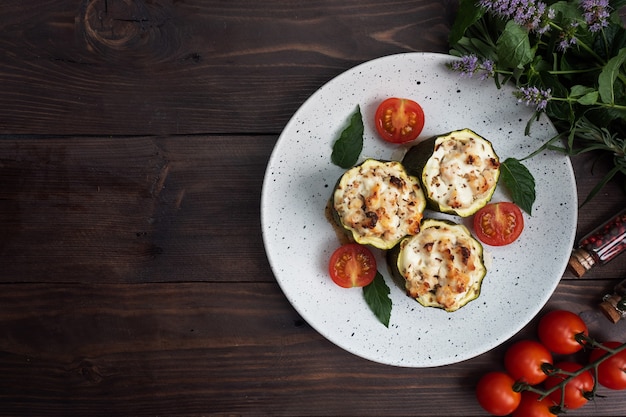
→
(332, 159, 426, 250)
(387, 218, 486, 312)
(402, 128, 500, 217)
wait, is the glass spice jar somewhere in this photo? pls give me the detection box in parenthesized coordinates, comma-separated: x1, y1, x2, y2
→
(568, 208, 626, 278)
(599, 278, 626, 323)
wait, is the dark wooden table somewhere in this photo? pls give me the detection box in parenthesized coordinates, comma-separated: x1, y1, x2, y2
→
(1, 1, 625, 416)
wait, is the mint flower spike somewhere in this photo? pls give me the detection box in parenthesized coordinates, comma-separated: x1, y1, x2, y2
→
(513, 86, 552, 111)
(477, 0, 554, 34)
(580, 0, 611, 33)
(447, 55, 495, 80)
(558, 21, 579, 52)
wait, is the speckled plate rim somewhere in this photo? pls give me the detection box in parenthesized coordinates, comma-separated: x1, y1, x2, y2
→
(261, 52, 577, 367)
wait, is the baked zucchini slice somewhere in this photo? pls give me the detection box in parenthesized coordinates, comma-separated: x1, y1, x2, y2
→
(332, 159, 426, 250)
(402, 128, 500, 217)
(387, 218, 486, 312)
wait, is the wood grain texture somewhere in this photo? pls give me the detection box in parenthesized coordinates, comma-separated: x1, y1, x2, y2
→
(0, 0, 458, 136)
(1, 1, 626, 416)
(0, 135, 276, 283)
(0, 281, 624, 417)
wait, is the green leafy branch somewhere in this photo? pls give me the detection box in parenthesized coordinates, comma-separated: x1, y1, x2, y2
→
(449, 0, 626, 202)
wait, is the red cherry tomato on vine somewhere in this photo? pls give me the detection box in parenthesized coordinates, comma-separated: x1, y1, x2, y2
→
(473, 202, 524, 246)
(328, 243, 377, 288)
(512, 391, 558, 417)
(374, 97, 425, 144)
(537, 310, 588, 354)
(589, 341, 626, 390)
(543, 362, 594, 410)
(504, 340, 553, 385)
(475, 371, 521, 416)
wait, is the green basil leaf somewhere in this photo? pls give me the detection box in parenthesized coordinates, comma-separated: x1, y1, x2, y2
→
(569, 85, 595, 98)
(363, 272, 392, 328)
(577, 91, 599, 105)
(449, 0, 485, 46)
(500, 158, 536, 215)
(593, 21, 626, 58)
(598, 47, 626, 104)
(496, 21, 534, 69)
(605, 106, 626, 122)
(331, 106, 364, 168)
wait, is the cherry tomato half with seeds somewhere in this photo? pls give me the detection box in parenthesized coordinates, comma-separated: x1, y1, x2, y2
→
(543, 361, 594, 410)
(475, 371, 521, 416)
(374, 97, 425, 144)
(473, 202, 524, 246)
(589, 341, 626, 390)
(537, 310, 588, 355)
(328, 243, 377, 288)
(512, 391, 558, 417)
(504, 340, 553, 385)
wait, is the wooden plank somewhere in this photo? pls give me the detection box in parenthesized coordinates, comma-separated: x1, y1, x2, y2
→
(0, 0, 457, 135)
(0, 136, 276, 282)
(0, 281, 624, 416)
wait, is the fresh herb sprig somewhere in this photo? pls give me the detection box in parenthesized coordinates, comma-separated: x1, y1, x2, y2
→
(449, 0, 626, 203)
(363, 272, 392, 327)
(501, 157, 537, 214)
(331, 106, 364, 168)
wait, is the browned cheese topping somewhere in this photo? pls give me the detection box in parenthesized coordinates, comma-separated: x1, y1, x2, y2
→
(334, 160, 426, 246)
(425, 132, 500, 211)
(398, 222, 485, 311)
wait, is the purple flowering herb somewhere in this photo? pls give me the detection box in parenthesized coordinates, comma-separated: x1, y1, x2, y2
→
(450, 55, 479, 77)
(478, 0, 554, 34)
(558, 21, 580, 51)
(580, 0, 611, 33)
(479, 59, 495, 80)
(514, 86, 552, 110)
(448, 55, 495, 80)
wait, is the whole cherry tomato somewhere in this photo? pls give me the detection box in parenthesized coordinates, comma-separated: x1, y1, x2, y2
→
(328, 243, 377, 288)
(512, 391, 558, 417)
(473, 202, 524, 246)
(504, 340, 553, 385)
(475, 371, 521, 416)
(543, 362, 594, 410)
(538, 310, 588, 354)
(374, 98, 425, 144)
(589, 341, 626, 390)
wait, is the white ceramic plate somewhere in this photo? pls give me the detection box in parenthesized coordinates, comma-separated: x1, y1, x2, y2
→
(261, 52, 577, 367)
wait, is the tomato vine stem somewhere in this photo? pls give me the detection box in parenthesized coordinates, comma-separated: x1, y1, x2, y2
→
(513, 335, 626, 414)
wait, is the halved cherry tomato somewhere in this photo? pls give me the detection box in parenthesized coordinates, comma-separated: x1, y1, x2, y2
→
(475, 371, 521, 416)
(473, 202, 524, 246)
(504, 340, 553, 385)
(512, 391, 558, 417)
(374, 97, 425, 144)
(538, 310, 588, 355)
(328, 243, 377, 288)
(543, 361, 594, 410)
(589, 341, 626, 390)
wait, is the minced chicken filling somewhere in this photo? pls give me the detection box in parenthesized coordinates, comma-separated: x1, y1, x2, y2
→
(398, 223, 485, 311)
(334, 160, 425, 245)
(425, 133, 499, 211)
